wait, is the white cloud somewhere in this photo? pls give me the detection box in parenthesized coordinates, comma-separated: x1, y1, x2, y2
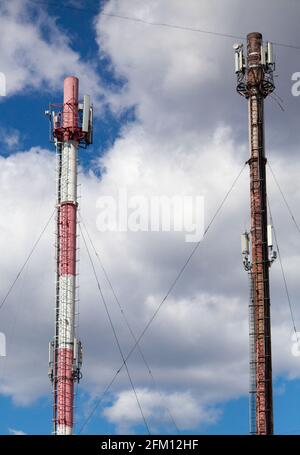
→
(9, 428, 27, 435)
(95, 0, 300, 149)
(0, 128, 20, 150)
(1, 0, 300, 435)
(0, 0, 103, 102)
(77, 124, 300, 431)
(0, 148, 55, 404)
(103, 389, 220, 434)
(0, 126, 300, 431)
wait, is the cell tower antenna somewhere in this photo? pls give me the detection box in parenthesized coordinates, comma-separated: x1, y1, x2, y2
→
(235, 33, 276, 435)
(46, 76, 93, 435)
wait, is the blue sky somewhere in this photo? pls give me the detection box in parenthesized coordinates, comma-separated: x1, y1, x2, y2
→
(1, 0, 300, 436)
(1, 379, 300, 435)
(0, 0, 133, 166)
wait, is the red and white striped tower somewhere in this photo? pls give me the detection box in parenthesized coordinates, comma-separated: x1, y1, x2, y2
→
(57, 76, 78, 435)
(47, 76, 92, 435)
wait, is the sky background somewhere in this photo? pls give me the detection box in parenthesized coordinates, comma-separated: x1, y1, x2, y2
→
(0, 0, 300, 435)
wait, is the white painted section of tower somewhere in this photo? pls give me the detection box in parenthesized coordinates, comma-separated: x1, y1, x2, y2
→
(60, 141, 78, 203)
(58, 275, 75, 347)
(57, 424, 72, 435)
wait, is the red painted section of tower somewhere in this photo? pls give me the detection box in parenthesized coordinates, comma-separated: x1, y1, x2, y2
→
(59, 203, 77, 276)
(63, 76, 79, 132)
(57, 348, 74, 428)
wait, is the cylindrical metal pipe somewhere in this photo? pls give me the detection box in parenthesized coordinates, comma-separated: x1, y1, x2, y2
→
(247, 33, 264, 89)
(248, 272, 256, 434)
(56, 76, 79, 435)
(63, 76, 79, 131)
(53, 140, 62, 433)
(247, 33, 273, 435)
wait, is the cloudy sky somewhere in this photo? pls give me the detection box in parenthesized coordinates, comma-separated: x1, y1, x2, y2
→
(0, 0, 300, 435)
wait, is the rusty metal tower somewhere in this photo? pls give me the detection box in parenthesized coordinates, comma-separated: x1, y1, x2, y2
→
(235, 33, 276, 435)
